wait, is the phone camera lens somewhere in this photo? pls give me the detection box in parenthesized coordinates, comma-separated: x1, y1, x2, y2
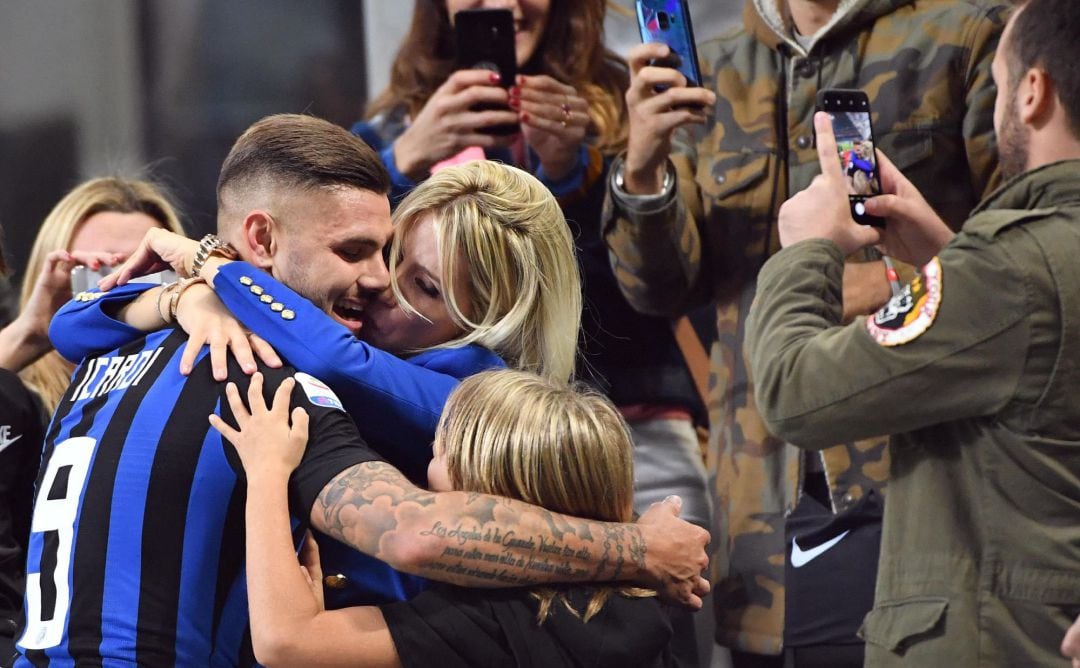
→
(658, 11, 670, 30)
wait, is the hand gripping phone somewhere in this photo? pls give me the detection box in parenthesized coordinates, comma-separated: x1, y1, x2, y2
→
(815, 89, 885, 227)
(635, 0, 703, 89)
(454, 7, 518, 136)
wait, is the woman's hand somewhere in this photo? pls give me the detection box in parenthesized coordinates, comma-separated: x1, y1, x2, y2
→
(624, 43, 715, 194)
(393, 69, 520, 180)
(513, 75, 588, 181)
(98, 228, 200, 291)
(0, 249, 123, 371)
(209, 372, 309, 480)
(173, 282, 282, 379)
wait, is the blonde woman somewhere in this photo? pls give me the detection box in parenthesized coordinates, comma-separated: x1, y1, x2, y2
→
(0, 177, 183, 410)
(213, 368, 677, 668)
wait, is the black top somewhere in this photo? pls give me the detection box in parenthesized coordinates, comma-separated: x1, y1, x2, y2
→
(0, 370, 47, 659)
(381, 585, 679, 668)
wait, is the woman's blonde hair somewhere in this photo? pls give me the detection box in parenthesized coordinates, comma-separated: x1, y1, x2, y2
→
(388, 161, 580, 382)
(20, 177, 184, 411)
(435, 369, 653, 623)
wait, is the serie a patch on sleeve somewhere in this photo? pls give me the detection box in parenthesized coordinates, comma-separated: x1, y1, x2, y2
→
(865, 257, 943, 346)
(294, 372, 344, 411)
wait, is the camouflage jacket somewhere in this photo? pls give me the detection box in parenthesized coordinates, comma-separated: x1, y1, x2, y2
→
(602, 0, 1005, 653)
(746, 160, 1080, 666)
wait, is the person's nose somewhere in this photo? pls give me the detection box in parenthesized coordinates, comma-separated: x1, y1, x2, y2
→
(358, 255, 390, 297)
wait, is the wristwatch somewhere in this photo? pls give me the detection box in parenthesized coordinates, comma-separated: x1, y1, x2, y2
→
(612, 158, 674, 196)
(190, 234, 238, 279)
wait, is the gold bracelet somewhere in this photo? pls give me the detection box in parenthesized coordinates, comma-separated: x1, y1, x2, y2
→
(169, 277, 207, 322)
(156, 282, 178, 325)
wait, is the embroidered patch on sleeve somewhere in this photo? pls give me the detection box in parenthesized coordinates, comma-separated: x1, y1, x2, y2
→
(865, 257, 942, 346)
(294, 372, 344, 411)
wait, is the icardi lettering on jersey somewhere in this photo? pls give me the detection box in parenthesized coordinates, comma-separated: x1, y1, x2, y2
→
(69, 346, 165, 401)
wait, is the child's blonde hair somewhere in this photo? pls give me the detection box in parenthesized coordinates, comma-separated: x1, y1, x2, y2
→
(435, 369, 654, 623)
(388, 161, 581, 382)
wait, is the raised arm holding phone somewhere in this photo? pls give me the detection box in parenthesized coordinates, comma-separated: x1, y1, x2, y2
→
(748, 3, 1080, 663)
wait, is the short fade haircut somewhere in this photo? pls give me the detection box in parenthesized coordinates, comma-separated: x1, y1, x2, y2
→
(1008, 0, 1080, 138)
(217, 114, 390, 210)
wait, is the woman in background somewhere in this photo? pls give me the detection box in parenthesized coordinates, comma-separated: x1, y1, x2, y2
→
(0, 177, 184, 411)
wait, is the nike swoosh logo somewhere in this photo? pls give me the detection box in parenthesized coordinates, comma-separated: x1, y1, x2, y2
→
(0, 432, 22, 455)
(791, 530, 850, 568)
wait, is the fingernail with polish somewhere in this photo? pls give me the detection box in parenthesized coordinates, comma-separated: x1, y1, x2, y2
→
(489, 72, 501, 84)
(520, 111, 530, 122)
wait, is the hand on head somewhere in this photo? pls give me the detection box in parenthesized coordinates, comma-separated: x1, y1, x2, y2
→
(636, 495, 711, 610)
(623, 43, 716, 194)
(777, 113, 881, 254)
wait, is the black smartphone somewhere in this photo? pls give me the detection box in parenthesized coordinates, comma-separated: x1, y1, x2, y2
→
(815, 89, 885, 227)
(636, 0, 703, 89)
(454, 8, 518, 136)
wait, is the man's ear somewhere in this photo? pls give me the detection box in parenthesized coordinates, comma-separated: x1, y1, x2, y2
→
(1018, 67, 1054, 128)
(238, 211, 277, 271)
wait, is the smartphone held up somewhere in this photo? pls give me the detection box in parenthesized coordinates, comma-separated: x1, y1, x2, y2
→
(454, 8, 519, 136)
(816, 89, 885, 228)
(70, 265, 177, 294)
(636, 0, 703, 89)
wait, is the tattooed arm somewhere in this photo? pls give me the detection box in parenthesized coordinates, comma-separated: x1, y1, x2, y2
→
(312, 462, 711, 608)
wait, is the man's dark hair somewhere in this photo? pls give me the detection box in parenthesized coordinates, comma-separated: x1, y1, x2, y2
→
(1008, 0, 1080, 138)
(217, 113, 390, 207)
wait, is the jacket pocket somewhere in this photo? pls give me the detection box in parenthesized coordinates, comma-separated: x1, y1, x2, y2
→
(858, 596, 948, 652)
(696, 149, 771, 202)
(876, 128, 933, 172)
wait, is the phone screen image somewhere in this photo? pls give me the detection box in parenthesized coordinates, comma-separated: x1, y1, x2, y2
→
(829, 110, 881, 198)
(817, 89, 885, 227)
(636, 0, 702, 87)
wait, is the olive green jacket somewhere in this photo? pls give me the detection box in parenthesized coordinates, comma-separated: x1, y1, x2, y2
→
(747, 160, 1080, 666)
(603, 0, 1006, 652)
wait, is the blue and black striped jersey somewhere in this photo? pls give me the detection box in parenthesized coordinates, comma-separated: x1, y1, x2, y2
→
(16, 328, 380, 667)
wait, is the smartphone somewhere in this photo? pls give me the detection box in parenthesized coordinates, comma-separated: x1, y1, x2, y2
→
(70, 265, 178, 294)
(815, 89, 885, 227)
(454, 8, 518, 136)
(636, 0, 703, 89)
